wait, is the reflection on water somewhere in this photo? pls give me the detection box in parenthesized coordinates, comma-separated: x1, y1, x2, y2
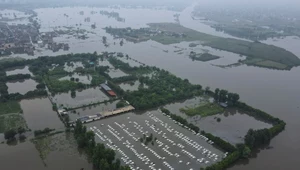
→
(20, 98, 64, 130)
(51, 87, 110, 108)
(6, 79, 38, 95)
(6, 66, 33, 76)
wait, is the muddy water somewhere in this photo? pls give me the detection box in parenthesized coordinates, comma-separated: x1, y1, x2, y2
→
(108, 68, 128, 78)
(51, 87, 109, 108)
(0, 3, 299, 170)
(20, 98, 64, 130)
(164, 98, 272, 144)
(119, 81, 141, 92)
(6, 66, 33, 76)
(6, 79, 38, 95)
(0, 141, 46, 170)
(59, 73, 92, 84)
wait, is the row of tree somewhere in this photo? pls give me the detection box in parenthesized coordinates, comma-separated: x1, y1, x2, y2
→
(0, 74, 31, 82)
(74, 121, 130, 170)
(214, 88, 240, 105)
(160, 108, 236, 153)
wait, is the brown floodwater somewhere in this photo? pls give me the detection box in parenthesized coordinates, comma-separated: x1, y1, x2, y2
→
(0, 3, 300, 170)
(20, 98, 64, 130)
(6, 79, 38, 95)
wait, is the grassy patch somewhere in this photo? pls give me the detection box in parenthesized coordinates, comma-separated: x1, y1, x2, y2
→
(254, 60, 288, 69)
(0, 101, 22, 115)
(0, 113, 27, 133)
(32, 135, 52, 160)
(190, 52, 220, 62)
(241, 58, 288, 70)
(180, 103, 224, 117)
(32, 132, 81, 163)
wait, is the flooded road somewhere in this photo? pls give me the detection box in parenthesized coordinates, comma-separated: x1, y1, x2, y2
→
(0, 3, 300, 170)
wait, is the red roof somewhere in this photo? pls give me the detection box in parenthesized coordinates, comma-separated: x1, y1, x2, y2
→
(107, 90, 116, 96)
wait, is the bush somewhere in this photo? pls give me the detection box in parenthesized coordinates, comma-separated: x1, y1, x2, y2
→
(4, 129, 17, 140)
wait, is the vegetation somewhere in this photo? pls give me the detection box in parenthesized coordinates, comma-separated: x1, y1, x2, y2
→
(180, 103, 224, 117)
(74, 121, 131, 170)
(34, 128, 55, 137)
(146, 23, 300, 68)
(124, 69, 202, 110)
(189, 52, 220, 62)
(0, 74, 31, 82)
(0, 113, 27, 133)
(0, 101, 22, 115)
(160, 107, 235, 152)
(214, 88, 240, 106)
(240, 57, 289, 70)
(116, 100, 128, 108)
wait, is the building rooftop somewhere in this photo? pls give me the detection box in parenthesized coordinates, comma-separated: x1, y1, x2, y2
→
(100, 83, 111, 91)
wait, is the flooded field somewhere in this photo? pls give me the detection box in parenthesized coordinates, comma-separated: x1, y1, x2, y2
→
(59, 73, 92, 84)
(6, 66, 33, 76)
(87, 111, 224, 170)
(0, 132, 92, 170)
(0, 2, 300, 170)
(64, 61, 84, 72)
(108, 68, 128, 78)
(6, 79, 38, 95)
(164, 98, 272, 144)
(20, 98, 64, 130)
(119, 81, 141, 92)
(51, 87, 110, 108)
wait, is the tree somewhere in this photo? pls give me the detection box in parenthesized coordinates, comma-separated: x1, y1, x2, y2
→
(70, 77, 75, 81)
(4, 129, 17, 140)
(17, 127, 26, 134)
(214, 88, 220, 102)
(71, 90, 76, 98)
(232, 93, 240, 105)
(205, 86, 210, 93)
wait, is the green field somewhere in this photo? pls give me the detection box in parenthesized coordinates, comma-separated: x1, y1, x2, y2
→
(190, 53, 220, 62)
(241, 57, 288, 70)
(180, 103, 224, 117)
(0, 101, 22, 115)
(149, 23, 300, 68)
(0, 113, 27, 132)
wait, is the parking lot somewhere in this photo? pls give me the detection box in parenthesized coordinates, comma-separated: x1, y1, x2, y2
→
(87, 110, 224, 170)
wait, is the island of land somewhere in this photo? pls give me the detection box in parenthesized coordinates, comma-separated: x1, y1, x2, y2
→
(105, 23, 300, 70)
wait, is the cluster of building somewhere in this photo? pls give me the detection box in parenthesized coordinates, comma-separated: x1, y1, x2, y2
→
(100, 83, 117, 97)
(0, 23, 37, 55)
(0, 22, 70, 56)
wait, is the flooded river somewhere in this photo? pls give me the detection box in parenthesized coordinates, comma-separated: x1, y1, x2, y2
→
(0, 2, 300, 170)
